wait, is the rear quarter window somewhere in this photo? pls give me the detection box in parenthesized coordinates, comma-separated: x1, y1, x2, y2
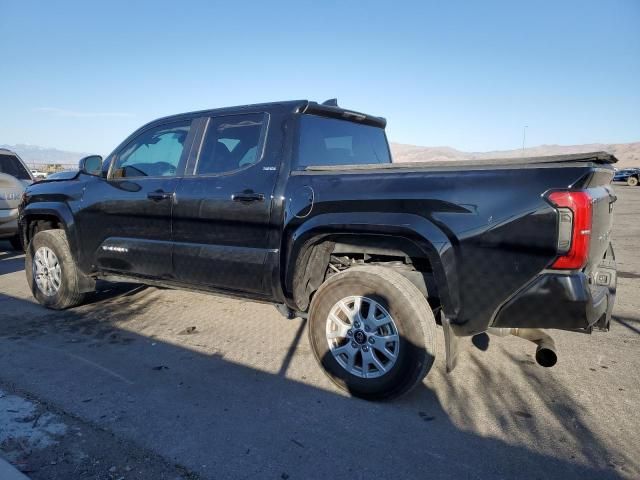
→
(297, 115, 391, 168)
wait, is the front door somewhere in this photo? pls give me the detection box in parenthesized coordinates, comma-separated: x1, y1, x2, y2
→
(75, 119, 195, 279)
(172, 112, 279, 295)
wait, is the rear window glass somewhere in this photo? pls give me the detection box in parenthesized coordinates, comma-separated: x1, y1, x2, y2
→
(0, 154, 31, 180)
(297, 115, 391, 167)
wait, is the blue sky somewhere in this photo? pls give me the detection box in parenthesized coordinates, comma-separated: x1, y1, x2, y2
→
(1, 0, 639, 154)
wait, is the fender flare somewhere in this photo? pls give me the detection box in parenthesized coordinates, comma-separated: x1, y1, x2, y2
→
(20, 202, 81, 264)
(283, 212, 460, 319)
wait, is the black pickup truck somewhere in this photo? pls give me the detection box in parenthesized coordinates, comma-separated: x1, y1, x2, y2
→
(19, 100, 617, 399)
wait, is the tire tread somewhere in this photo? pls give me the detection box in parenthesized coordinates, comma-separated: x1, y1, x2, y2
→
(26, 229, 87, 309)
(309, 265, 438, 399)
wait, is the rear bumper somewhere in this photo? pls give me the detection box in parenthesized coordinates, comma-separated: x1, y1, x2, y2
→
(492, 271, 616, 331)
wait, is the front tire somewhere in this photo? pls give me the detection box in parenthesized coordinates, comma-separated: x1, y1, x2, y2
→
(25, 230, 88, 309)
(627, 176, 639, 187)
(308, 266, 437, 400)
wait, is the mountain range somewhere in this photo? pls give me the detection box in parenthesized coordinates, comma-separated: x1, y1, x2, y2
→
(390, 141, 640, 168)
(1, 144, 92, 168)
(3, 141, 639, 169)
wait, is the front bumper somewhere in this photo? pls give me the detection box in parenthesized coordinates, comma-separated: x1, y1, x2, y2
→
(492, 271, 616, 332)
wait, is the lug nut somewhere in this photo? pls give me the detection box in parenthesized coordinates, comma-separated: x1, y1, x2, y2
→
(347, 329, 353, 337)
(368, 337, 375, 344)
(364, 325, 370, 332)
(351, 341, 358, 348)
(354, 321, 360, 328)
(362, 345, 369, 352)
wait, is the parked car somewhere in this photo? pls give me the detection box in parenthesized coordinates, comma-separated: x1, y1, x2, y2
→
(613, 167, 640, 186)
(18, 100, 618, 399)
(1, 148, 34, 249)
(30, 169, 48, 180)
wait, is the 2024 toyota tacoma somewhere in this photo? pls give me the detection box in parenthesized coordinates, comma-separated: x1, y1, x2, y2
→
(18, 100, 617, 399)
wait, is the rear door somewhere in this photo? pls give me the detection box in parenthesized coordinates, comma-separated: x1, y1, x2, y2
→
(75, 119, 196, 278)
(172, 112, 279, 295)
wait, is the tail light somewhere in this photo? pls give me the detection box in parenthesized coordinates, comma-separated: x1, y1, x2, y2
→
(547, 191, 592, 270)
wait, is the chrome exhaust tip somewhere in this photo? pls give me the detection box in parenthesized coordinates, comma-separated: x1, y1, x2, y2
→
(488, 327, 558, 367)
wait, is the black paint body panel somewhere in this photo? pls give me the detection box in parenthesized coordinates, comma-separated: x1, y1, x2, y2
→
(19, 100, 617, 336)
(492, 273, 611, 330)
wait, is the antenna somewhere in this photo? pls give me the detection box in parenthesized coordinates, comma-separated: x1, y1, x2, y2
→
(522, 125, 528, 151)
(321, 98, 338, 107)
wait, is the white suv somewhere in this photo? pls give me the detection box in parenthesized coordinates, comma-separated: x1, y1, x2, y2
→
(1, 148, 34, 249)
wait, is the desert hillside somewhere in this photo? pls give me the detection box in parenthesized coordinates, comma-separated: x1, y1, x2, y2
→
(390, 141, 640, 168)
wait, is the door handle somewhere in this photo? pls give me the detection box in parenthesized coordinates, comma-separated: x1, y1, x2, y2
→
(232, 192, 265, 203)
(147, 190, 173, 201)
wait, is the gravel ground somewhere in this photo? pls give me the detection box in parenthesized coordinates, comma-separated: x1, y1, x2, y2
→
(0, 185, 638, 480)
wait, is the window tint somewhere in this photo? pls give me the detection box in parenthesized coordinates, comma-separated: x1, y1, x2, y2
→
(297, 115, 391, 167)
(0, 154, 31, 180)
(112, 122, 191, 178)
(196, 113, 266, 175)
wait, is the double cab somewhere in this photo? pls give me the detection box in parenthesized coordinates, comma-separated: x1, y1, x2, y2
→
(19, 100, 617, 399)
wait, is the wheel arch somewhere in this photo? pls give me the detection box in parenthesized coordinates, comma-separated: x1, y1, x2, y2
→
(283, 212, 460, 318)
(20, 203, 79, 262)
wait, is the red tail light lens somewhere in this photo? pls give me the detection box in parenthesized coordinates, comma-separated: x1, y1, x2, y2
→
(547, 191, 592, 270)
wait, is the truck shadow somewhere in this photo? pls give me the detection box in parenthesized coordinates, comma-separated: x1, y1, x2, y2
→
(0, 248, 634, 479)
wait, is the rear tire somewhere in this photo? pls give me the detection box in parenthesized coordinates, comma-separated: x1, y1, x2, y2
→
(308, 266, 437, 400)
(25, 230, 88, 309)
(9, 235, 22, 251)
(627, 176, 639, 186)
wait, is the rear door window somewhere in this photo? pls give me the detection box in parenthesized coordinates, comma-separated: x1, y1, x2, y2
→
(297, 115, 391, 167)
(195, 113, 267, 175)
(0, 153, 32, 180)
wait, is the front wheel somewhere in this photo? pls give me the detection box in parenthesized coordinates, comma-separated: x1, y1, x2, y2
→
(627, 176, 639, 186)
(308, 266, 437, 400)
(25, 230, 88, 309)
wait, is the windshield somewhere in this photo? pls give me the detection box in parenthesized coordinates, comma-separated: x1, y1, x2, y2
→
(0, 153, 32, 180)
(297, 115, 391, 167)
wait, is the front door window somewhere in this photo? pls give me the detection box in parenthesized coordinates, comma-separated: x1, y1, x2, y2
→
(111, 122, 191, 178)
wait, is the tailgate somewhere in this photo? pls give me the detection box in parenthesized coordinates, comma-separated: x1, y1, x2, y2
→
(584, 168, 616, 272)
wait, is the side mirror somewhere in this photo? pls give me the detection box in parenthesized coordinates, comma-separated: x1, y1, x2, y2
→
(78, 155, 103, 176)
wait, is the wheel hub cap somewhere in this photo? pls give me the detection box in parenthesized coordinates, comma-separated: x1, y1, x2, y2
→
(353, 330, 367, 345)
(326, 296, 400, 379)
(33, 246, 62, 297)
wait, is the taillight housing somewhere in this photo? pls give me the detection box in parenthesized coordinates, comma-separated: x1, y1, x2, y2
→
(547, 191, 592, 270)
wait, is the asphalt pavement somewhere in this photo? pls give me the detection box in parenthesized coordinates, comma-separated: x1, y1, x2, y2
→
(0, 186, 638, 480)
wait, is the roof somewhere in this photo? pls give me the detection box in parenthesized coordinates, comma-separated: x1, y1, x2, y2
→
(148, 99, 387, 129)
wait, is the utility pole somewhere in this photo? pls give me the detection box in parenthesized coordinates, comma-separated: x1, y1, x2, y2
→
(522, 125, 528, 152)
